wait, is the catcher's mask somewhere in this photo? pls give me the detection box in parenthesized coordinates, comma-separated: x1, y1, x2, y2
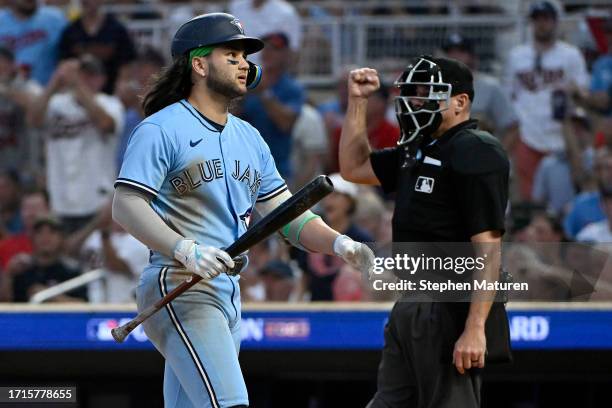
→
(394, 56, 452, 146)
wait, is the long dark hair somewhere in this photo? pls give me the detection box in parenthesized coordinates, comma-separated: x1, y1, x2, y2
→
(142, 54, 192, 117)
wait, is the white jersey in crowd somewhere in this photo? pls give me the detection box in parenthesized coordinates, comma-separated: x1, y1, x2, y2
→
(229, 0, 302, 50)
(44, 92, 124, 216)
(505, 40, 588, 153)
(83, 230, 150, 303)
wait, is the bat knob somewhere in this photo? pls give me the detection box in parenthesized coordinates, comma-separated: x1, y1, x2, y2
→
(111, 327, 128, 343)
(227, 254, 249, 276)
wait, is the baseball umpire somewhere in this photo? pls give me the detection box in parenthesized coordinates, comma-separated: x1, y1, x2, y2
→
(339, 56, 512, 407)
(111, 13, 374, 408)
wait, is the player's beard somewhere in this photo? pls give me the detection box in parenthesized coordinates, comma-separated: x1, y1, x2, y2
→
(207, 62, 246, 100)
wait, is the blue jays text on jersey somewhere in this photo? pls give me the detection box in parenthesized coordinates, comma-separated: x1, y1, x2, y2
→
(169, 158, 263, 198)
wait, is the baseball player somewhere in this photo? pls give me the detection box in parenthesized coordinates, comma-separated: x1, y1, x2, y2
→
(111, 13, 374, 408)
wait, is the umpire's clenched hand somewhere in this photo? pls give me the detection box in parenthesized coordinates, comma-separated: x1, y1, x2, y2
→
(452, 325, 486, 374)
(348, 68, 380, 99)
(174, 239, 235, 280)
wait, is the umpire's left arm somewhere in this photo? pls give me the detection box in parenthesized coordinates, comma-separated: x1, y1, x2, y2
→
(450, 131, 509, 374)
(453, 230, 502, 374)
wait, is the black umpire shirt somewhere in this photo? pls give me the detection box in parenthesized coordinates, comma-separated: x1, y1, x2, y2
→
(370, 119, 512, 362)
(371, 119, 508, 242)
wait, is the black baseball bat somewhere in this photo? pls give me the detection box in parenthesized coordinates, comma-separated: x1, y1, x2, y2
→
(111, 175, 334, 342)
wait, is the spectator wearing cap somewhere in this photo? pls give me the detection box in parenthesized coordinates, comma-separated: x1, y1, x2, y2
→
(505, 0, 589, 200)
(8, 216, 86, 302)
(228, 0, 302, 63)
(238, 32, 305, 181)
(532, 107, 594, 214)
(58, 0, 136, 94)
(296, 174, 372, 301)
(329, 84, 399, 173)
(28, 55, 124, 233)
(573, 18, 612, 116)
(442, 33, 520, 151)
(0, 0, 66, 85)
(0, 46, 42, 174)
(259, 260, 296, 301)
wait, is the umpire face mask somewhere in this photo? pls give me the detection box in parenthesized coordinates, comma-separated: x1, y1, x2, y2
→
(394, 57, 452, 146)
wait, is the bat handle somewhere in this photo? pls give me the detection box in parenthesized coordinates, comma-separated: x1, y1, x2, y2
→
(111, 275, 202, 343)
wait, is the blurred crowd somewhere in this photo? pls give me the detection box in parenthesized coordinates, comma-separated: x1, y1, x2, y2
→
(0, 0, 612, 303)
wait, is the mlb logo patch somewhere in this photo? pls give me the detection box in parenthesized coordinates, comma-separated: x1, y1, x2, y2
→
(415, 176, 434, 193)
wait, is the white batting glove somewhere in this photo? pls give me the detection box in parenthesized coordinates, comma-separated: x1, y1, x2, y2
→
(173, 239, 235, 280)
(333, 235, 375, 279)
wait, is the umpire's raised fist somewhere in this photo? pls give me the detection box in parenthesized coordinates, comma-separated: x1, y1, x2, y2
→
(348, 68, 380, 99)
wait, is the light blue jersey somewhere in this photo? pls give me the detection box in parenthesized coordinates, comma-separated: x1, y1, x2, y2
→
(117, 99, 286, 259)
(117, 99, 287, 408)
(0, 7, 66, 85)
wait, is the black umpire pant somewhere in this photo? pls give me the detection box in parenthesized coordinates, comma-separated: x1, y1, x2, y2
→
(367, 302, 481, 408)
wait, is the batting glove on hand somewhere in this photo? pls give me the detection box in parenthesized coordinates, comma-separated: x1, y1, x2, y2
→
(173, 239, 235, 280)
(333, 235, 376, 279)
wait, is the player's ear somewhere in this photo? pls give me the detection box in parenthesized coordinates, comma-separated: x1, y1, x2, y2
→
(191, 56, 208, 78)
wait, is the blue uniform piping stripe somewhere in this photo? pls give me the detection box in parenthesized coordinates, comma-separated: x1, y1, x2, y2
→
(115, 178, 158, 196)
(158, 267, 220, 408)
(229, 278, 238, 321)
(179, 101, 217, 132)
(257, 184, 288, 202)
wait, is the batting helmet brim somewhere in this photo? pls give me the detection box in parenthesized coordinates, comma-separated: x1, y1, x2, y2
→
(221, 36, 265, 54)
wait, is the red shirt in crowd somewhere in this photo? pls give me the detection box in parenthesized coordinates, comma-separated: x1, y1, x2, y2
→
(0, 234, 33, 272)
(329, 120, 400, 172)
